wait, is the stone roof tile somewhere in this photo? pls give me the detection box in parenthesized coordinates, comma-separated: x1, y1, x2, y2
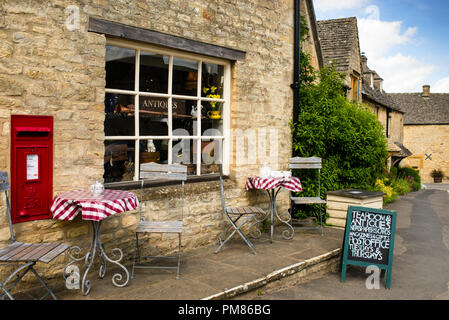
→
(362, 83, 403, 113)
(317, 17, 358, 73)
(388, 93, 449, 125)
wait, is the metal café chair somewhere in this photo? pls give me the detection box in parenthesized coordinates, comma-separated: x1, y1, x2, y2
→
(0, 172, 69, 300)
(131, 163, 187, 280)
(215, 164, 265, 255)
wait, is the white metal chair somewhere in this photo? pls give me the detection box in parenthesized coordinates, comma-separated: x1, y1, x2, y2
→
(0, 172, 69, 300)
(215, 164, 265, 255)
(289, 157, 325, 235)
(131, 163, 187, 280)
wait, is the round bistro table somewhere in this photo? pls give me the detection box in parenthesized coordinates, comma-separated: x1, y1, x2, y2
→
(246, 176, 302, 243)
(50, 189, 139, 295)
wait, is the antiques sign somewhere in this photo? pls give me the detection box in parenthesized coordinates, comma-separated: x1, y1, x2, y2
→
(340, 206, 397, 288)
(140, 97, 186, 115)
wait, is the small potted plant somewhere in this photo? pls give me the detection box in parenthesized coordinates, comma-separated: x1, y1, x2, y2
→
(430, 169, 444, 183)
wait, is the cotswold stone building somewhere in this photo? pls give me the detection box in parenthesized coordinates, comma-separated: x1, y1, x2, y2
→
(361, 54, 411, 167)
(389, 86, 449, 183)
(0, 0, 298, 288)
(300, 0, 323, 71)
(317, 17, 362, 102)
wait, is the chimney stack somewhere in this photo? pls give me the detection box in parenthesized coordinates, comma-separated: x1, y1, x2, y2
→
(422, 85, 430, 97)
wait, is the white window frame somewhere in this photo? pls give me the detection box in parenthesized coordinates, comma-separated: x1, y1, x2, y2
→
(105, 38, 231, 180)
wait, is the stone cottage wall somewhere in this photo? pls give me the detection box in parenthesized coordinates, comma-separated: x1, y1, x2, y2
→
(300, 0, 320, 71)
(0, 0, 294, 288)
(402, 125, 449, 183)
(365, 101, 404, 144)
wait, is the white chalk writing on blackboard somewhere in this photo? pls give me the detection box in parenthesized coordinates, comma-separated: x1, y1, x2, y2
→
(348, 211, 392, 262)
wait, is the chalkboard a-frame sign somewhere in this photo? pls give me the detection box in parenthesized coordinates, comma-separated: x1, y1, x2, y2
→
(340, 206, 397, 288)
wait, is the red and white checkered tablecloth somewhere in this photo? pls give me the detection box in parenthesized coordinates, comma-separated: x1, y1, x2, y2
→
(245, 176, 303, 192)
(50, 189, 139, 221)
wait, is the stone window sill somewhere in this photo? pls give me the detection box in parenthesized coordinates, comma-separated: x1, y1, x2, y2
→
(104, 173, 226, 191)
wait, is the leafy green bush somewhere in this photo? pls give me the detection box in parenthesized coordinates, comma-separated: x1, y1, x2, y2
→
(291, 25, 388, 223)
(290, 18, 389, 223)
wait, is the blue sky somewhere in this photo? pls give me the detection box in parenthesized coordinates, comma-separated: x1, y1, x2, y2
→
(313, 0, 449, 93)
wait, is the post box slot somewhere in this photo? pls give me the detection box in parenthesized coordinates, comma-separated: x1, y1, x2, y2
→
(15, 127, 51, 137)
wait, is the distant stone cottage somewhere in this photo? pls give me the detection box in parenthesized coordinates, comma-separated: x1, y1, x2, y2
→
(389, 86, 449, 183)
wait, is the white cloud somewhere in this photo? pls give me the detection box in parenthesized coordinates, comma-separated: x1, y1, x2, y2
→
(314, 0, 369, 12)
(356, 5, 433, 92)
(433, 76, 449, 93)
(364, 5, 379, 20)
(358, 17, 417, 59)
(372, 54, 436, 92)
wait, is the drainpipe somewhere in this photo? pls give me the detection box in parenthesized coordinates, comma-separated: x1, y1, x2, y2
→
(290, 0, 301, 217)
(291, 0, 301, 156)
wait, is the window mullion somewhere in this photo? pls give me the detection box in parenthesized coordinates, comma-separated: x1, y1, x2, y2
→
(196, 61, 202, 175)
(223, 63, 231, 176)
(134, 49, 141, 181)
(168, 55, 173, 165)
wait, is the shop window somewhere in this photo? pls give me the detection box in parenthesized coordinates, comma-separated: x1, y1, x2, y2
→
(104, 41, 230, 183)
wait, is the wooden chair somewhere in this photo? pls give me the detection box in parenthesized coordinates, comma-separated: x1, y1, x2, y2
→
(215, 164, 265, 255)
(0, 172, 69, 300)
(131, 163, 187, 280)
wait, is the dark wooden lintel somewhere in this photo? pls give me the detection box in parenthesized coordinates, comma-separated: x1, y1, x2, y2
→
(88, 17, 246, 61)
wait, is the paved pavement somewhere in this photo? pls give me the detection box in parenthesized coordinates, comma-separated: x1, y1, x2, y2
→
(15, 187, 448, 301)
(241, 189, 449, 300)
(17, 222, 344, 300)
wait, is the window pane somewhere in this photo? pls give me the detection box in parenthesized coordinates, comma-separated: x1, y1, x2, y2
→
(139, 52, 169, 93)
(201, 101, 223, 136)
(104, 93, 135, 136)
(139, 139, 168, 165)
(172, 99, 197, 136)
(201, 62, 224, 98)
(105, 46, 135, 91)
(104, 140, 135, 183)
(200, 139, 222, 175)
(139, 97, 169, 136)
(172, 139, 197, 175)
(173, 57, 198, 96)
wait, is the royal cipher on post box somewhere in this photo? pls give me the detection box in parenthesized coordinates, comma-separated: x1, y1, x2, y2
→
(10, 115, 53, 223)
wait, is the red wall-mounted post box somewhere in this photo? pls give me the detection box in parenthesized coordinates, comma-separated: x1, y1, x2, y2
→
(10, 115, 53, 223)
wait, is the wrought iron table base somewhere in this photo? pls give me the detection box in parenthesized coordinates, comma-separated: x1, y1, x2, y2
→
(64, 221, 129, 295)
(261, 188, 295, 243)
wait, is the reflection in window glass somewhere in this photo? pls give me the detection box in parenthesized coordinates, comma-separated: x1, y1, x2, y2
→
(105, 46, 135, 90)
(140, 52, 169, 93)
(104, 93, 135, 136)
(104, 140, 135, 183)
(173, 57, 198, 96)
